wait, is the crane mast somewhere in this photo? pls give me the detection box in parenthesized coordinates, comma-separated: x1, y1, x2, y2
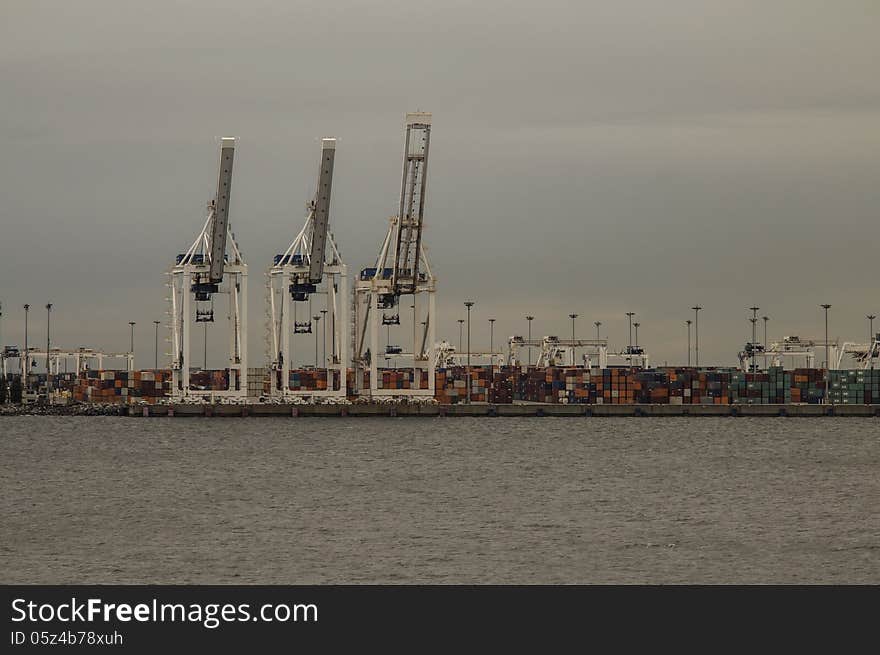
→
(209, 138, 235, 284)
(191, 138, 236, 301)
(391, 113, 431, 298)
(307, 138, 336, 283)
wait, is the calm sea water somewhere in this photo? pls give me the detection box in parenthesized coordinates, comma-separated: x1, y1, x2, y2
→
(2, 416, 878, 584)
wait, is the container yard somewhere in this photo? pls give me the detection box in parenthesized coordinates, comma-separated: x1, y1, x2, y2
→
(5, 365, 879, 417)
(1, 111, 878, 415)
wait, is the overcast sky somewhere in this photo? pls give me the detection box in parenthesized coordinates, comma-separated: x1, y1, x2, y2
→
(1, 0, 878, 368)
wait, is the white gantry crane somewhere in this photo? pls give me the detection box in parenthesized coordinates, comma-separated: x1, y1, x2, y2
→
(507, 336, 610, 368)
(12, 347, 133, 378)
(168, 138, 247, 400)
(432, 340, 505, 369)
(265, 138, 348, 399)
(354, 112, 437, 397)
(835, 335, 879, 370)
(737, 335, 840, 371)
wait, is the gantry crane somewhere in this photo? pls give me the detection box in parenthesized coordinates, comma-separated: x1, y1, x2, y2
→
(835, 336, 878, 369)
(507, 336, 611, 368)
(354, 113, 437, 397)
(168, 138, 247, 399)
(265, 138, 348, 398)
(1, 346, 133, 393)
(736, 335, 839, 371)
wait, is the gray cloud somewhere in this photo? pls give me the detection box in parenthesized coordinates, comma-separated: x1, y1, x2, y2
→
(1, 0, 878, 368)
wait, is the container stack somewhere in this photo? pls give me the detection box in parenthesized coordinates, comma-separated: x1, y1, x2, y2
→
(467, 367, 492, 402)
(375, 368, 429, 391)
(829, 369, 880, 404)
(288, 369, 329, 391)
(247, 368, 267, 398)
(47, 372, 79, 392)
(345, 369, 369, 398)
(557, 369, 592, 404)
(489, 367, 519, 403)
(435, 368, 466, 404)
(188, 369, 230, 391)
(663, 369, 732, 404)
(521, 367, 553, 403)
(73, 369, 171, 404)
(790, 369, 826, 403)
(593, 368, 635, 404)
(64, 364, 878, 405)
(633, 369, 670, 404)
(728, 368, 792, 404)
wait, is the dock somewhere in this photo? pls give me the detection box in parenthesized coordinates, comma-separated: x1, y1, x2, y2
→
(134, 403, 880, 418)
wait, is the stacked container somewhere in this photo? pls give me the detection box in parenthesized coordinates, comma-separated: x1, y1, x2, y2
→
(73, 369, 171, 404)
(829, 369, 880, 404)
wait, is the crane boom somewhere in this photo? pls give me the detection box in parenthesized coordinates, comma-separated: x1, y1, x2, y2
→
(208, 137, 236, 283)
(392, 112, 431, 295)
(307, 137, 336, 282)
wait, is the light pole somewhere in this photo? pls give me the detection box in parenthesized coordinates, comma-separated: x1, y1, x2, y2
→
(820, 304, 831, 404)
(634, 322, 641, 368)
(820, 304, 831, 368)
(321, 309, 328, 367)
(129, 321, 136, 370)
(23, 304, 29, 392)
(488, 318, 496, 372)
(868, 314, 877, 369)
(762, 315, 769, 371)
(691, 306, 702, 367)
(45, 303, 52, 397)
(464, 301, 474, 403)
(594, 321, 601, 365)
(748, 307, 759, 372)
(526, 315, 534, 366)
(153, 320, 160, 369)
(331, 301, 337, 363)
(625, 312, 635, 365)
(313, 314, 321, 369)
(457, 319, 465, 354)
(411, 303, 416, 361)
(686, 319, 692, 366)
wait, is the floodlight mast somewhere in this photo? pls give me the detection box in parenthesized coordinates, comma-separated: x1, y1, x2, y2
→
(169, 137, 248, 400)
(266, 138, 348, 399)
